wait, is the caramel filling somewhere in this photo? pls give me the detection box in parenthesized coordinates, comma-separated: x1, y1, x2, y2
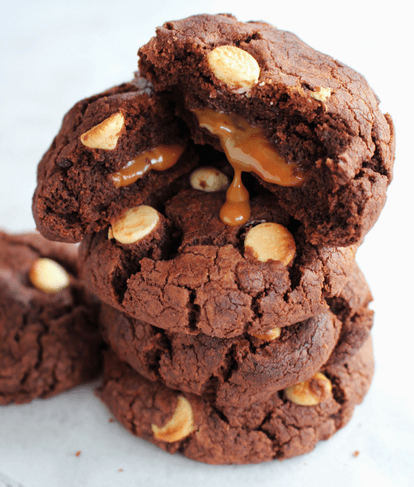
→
(193, 108, 307, 226)
(110, 144, 185, 188)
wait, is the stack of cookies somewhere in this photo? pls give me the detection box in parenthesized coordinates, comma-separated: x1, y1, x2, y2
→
(31, 14, 395, 464)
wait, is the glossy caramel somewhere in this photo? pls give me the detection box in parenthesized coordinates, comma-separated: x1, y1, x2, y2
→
(219, 169, 251, 225)
(110, 144, 185, 188)
(193, 108, 306, 226)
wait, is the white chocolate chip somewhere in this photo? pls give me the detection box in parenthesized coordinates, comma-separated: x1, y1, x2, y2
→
(310, 87, 332, 102)
(284, 372, 332, 406)
(251, 327, 282, 341)
(244, 222, 296, 265)
(109, 205, 160, 244)
(151, 396, 194, 443)
(29, 258, 70, 293)
(190, 167, 229, 192)
(80, 112, 125, 150)
(207, 45, 260, 91)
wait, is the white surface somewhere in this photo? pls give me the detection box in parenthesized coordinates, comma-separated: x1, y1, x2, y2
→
(0, 0, 413, 486)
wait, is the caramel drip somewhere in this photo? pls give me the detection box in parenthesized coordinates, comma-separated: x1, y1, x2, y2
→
(219, 168, 251, 225)
(193, 108, 307, 226)
(110, 144, 185, 188)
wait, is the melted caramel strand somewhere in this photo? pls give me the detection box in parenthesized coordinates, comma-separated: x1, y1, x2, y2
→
(110, 144, 185, 188)
(219, 169, 251, 226)
(194, 109, 306, 186)
(193, 108, 307, 226)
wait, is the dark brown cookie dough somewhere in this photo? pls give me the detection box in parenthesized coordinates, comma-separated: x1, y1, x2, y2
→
(325, 262, 374, 366)
(99, 337, 374, 465)
(100, 304, 341, 407)
(79, 187, 356, 338)
(139, 14, 395, 247)
(32, 75, 197, 243)
(99, 260, 372, 407)
(0, 231, 102, 405)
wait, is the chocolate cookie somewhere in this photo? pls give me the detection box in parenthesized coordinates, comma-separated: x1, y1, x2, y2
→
(0, 231, 102, 405)
(79, 186, 356, 338)
(139, 14, 395, 247)
(99, 261, 372, 407)
(99, 337, 374, 464)
(100, 304, 341, 407)
(325, 262, 374, 366)
(32, 74, 197, 243)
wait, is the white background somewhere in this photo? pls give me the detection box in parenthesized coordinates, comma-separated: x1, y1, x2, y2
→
(0, 1, 413, 486)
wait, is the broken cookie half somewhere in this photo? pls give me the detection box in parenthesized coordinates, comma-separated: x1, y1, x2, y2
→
(139, 13, 395, 246)
(32, 75, 196, 243)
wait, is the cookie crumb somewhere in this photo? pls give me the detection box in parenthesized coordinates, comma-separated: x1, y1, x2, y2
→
(75, 450, 81, 457)
(108, 418, 114, 423)
(353, 450, 360, 458)
(118, 469, 124, 472)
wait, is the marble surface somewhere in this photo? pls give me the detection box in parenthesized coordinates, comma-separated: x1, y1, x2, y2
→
(0, 1, 413, 486)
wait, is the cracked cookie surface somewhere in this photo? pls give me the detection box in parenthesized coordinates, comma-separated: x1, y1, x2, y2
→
(139, 13, 395, 247)
(100, 304, 340, 407)
(79, 188, 356, 338)
(99, 262, 372, 407)
(32, 74, 197, 243)
(0, 231, 102, 405)
(99, 336, 374, 464)
(325, 262, 373, 366)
